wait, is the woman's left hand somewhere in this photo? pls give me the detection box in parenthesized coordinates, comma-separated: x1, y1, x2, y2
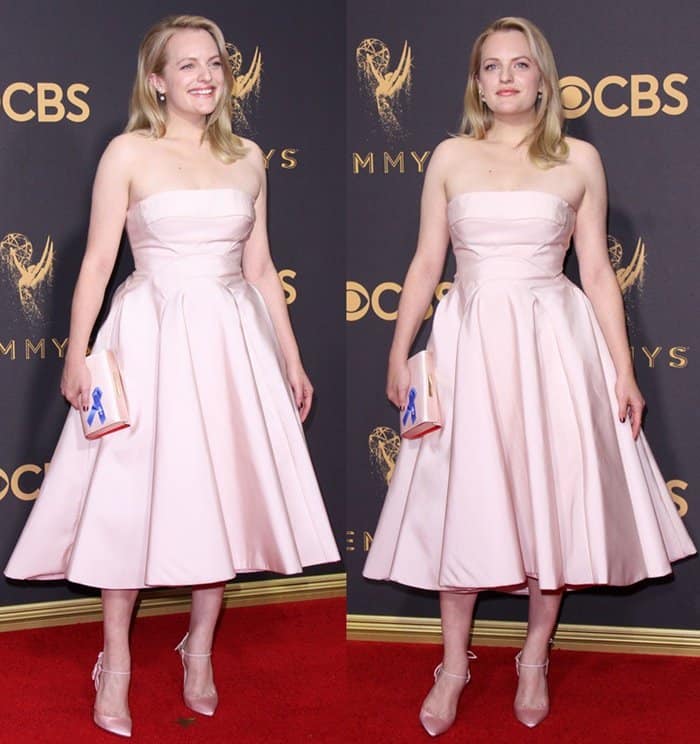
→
(615, 371, 645, 440)
(286, 359, 314, 422)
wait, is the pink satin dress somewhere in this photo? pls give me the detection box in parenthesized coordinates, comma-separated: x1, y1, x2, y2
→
(5, 188, 340, 589)
(363, 190, 695, 592)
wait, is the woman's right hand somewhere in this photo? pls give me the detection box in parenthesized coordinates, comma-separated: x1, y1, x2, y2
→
(60, 355, 91, 411)
(386, 355, 410, 409)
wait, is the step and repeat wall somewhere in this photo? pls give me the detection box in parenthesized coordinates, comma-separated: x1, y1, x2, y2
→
(1, 0, 697, 630)
(0, 0, 344, 606)
(347, 0, 698, 629)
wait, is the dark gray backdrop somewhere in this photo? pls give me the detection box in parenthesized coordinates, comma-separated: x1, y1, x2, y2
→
(0, 0, 345, 606)
(346, 0, 699, 629)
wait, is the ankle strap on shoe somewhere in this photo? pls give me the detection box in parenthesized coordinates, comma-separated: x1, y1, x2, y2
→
(515, 650, 550, 676)
(92, 651, 131, 690)
(433, 650, 477, 683)
(175, 632, 212, 657)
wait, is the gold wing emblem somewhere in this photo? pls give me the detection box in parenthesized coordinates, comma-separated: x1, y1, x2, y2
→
(14, 235, 54, 291)
(368, 426, 401, 485)
(232, 46, 262, 100)
(371, 41, 412, 99)
(0, 232, 54, 319)
(356, 38, 412, 137)
(615, 237, 646, 293)
(227, 43, 262, 133)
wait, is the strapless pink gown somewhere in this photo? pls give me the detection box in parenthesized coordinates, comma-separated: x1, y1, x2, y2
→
(5, 188, 340, 589)
(364, 191, 695, 592)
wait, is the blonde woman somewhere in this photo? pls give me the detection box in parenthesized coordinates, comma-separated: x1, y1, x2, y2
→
(5, 15, 339, 737)
(364, 16, 694, 734)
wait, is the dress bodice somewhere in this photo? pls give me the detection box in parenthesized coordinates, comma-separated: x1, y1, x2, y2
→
(447, 190, 576, 282)
(125, 188, 255, 281)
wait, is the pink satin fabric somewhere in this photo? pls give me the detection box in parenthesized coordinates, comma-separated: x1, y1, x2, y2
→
(364, 190, 695, 592)
(5, 188, 339, 589)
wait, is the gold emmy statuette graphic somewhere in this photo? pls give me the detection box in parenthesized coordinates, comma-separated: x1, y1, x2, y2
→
(227, 43, 262, 133)
(368, 426, 401, 485)
(356, 38, 412, 138)
(608, 235, 646, 294)
(0, 232, 54, 320)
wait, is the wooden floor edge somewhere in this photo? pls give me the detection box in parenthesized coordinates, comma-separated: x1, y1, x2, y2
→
(0, 573, 346, 632)
(346, 614, 700, 657)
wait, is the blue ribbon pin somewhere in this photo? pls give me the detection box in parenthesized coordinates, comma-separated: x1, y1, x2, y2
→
(402, 387, 417, 426)
(87, 387, 106, 427)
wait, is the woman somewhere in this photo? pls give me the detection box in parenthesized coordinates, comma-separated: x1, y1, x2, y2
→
(363, 16, 695, 734)
(5, 15, 339, 738)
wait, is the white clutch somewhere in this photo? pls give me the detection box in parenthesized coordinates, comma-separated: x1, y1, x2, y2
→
(79, 350, 130, 439)
(400, 350, 442, 439)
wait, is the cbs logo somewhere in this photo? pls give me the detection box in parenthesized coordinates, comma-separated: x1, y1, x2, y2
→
(1, 82, 90, 123)
(0, 464, 48, 501)
(346, 280, 451, 321)
(560, 73, 687, 118)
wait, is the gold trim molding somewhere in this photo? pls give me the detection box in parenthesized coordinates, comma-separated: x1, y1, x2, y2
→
(0, 573, 346, 633)
(347, 614, 700, 657)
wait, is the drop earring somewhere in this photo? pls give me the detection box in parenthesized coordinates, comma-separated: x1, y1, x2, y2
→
(157, 90, 166, 102)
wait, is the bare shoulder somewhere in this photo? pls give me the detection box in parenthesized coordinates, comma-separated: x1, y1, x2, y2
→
(565, 135, 603, 174)
(93, 134, 149, 186)
(98, 132, 152, 176)
(426, 136, 473, 176)
(104, 131, 149, 158)
(431, 135, 478, 161)
(237, 136, 265, 169)
(564, 136, 606, 207)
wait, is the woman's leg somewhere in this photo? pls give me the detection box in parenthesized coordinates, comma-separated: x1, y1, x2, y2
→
(421, 590, 478, 717)
(181, 582, 226, 696)
(95, 589, 139, 716)
(516, 577, 563, 709)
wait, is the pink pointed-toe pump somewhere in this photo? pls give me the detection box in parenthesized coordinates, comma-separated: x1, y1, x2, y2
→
(514, 650, 550, 728)
(175, 632, 219, 716)
(419, 650, 477, 737)
(91, 651, 132, 738)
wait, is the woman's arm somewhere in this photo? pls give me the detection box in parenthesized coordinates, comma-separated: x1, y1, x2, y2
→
(386, 142, 452, 408)
(241, 143, 313, 421)
(61, 135, 132, 410)
(571, 141, 644, 438)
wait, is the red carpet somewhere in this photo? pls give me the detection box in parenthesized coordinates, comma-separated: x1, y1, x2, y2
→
(349, 641, 700, 743)
(0, 598, 346, 743)
(1, 601, 698, 742)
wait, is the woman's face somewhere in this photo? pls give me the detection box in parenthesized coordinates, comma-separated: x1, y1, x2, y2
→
(476, 30, 542, 116)
(151, 28, 225, 119)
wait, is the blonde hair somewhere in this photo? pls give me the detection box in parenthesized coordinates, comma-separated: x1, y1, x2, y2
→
(125, 15, 246, 163)
(458, 16, 568, 168)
